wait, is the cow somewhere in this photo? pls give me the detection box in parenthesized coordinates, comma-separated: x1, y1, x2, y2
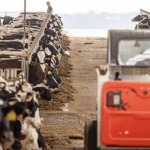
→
(16, 93, 42, 129)
(45, 65, 61, 85)
(20, 122, 39, 150)
(132, 14, 148, 22)
(37, 50, 46, 73)
(31, 47, 47, 73)
(51, 55, 59, 66)
(138, 17, 150, 28)
(40, 42, 58, 55)
(0, 102, 33, 150)
(20, 124, 46, 150)
(3, 16, 14, 25)
(46, 71, 59, 89)
(0, 84, 44, 149)
(36, 129, 47, 149)
(2, 94, 43, 149)
(11, 139, 22, 149)
(138, 24, 149, 29)
(0, 41, 28, 50)
(33, 83, 52, 101)
(29, 62, 45, 83)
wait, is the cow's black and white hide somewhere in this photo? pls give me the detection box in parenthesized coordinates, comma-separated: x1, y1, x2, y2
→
(44, 28, 54, 35)
(0, 101, 42, 150)
(42, 43, 58, 55)
(40, 35, 51, 44)
(51, 55, 59, 66)
(44, 28, 58, 39)
(1, 93, 43, 149)
(36, 129, 47, 148)
(20, 123, 46, 150)
(44, 48, 59, 65)
(11, 139, 22, 149)
(3, 16, 14, 25)
(46, 71, 59, 89)
(132, 14, 148, 22)
(31, 49, 46, 72)
(0, 34, 27, 40)
(45, 55, 52, 64)
(29, 62, 45, 83)
(19, 122, 39, 150)
(45, 65, 61, 85)
(0, 42, 28, 50)
(138, 24, 149, 29)
(138, 17, 150, 28)
(0, 102, 31, 150)
(33, 84, 52, 101)
(53, 41, 65, 55)
(52, 72, 62, 85)
(58, 16, 63, 26)
(12, 90, 42, 131)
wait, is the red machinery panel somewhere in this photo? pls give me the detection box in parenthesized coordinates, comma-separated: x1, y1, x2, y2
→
(101, 81, 150, 147)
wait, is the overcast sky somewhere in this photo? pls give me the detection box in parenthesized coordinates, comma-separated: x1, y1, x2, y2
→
(0, 0, 150, 14)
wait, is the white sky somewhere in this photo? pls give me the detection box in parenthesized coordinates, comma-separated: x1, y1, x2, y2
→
(0, 0, 150, 14)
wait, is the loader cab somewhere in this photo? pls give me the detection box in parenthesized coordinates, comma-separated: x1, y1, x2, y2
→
(107, 30, 150, 81)
(85, 30, 150, 150)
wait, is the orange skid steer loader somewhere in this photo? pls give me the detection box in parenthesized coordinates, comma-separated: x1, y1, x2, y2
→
(85, 30, 150, 150)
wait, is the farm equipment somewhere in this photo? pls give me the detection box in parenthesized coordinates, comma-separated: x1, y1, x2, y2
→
(85, 30, 150, 150)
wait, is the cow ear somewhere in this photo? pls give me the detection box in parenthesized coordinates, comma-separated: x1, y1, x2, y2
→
(6, 110, 17, 121)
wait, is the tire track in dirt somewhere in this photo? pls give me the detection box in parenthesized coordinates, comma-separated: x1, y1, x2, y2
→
(40, 35, 107, 148)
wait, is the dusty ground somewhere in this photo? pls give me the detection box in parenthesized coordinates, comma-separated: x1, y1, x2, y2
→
(40, 35, 107, 148)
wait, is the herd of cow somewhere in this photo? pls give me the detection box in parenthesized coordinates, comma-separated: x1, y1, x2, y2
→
(132, 13, 150, 29)
(0, 13, 67, 150)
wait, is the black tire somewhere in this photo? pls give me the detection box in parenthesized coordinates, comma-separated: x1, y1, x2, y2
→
(84, 120, 98, 150)
(3, 16, 13, 25)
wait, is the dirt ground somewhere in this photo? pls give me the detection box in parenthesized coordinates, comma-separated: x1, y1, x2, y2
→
(40, 34, 107, 148)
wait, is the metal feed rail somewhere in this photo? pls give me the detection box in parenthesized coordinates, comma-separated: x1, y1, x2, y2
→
(27, 11, 53, 63)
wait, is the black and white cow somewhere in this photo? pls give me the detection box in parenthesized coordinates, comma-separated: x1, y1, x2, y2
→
(138, 17, 150, 28)
(132, 14, 148, 22)
(46, 71, 59, 89)
(33, 84, 52, 101)
(31, 48, 46, 73)
(29, 62, 45, 83)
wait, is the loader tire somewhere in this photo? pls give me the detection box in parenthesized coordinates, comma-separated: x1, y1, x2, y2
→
(84, 120, 97, 150)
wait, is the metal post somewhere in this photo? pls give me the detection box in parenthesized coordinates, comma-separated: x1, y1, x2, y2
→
(5, 12, 7, 17)
(23, 0, 26, 49)
(28, 21, 31, 50)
